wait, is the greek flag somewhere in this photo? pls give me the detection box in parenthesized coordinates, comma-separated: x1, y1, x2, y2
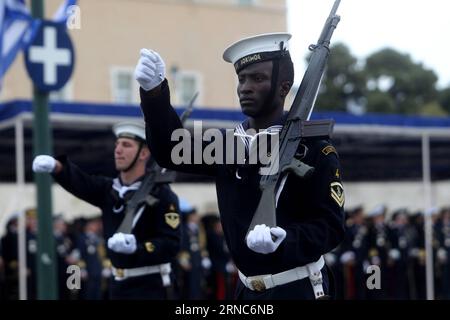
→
(0, 0, 32, 89)
(0, 0, 76, 90)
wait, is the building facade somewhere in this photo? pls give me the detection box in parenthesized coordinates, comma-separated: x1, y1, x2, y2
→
(1, 0, 288, 108)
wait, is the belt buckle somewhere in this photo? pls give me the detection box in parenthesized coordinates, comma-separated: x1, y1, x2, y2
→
(115, 268, 124, 279)
(250, 278, 266, 292)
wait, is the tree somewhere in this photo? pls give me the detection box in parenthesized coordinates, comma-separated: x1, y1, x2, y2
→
(364, 48, 439, 114)
(314, 43, 367, 112)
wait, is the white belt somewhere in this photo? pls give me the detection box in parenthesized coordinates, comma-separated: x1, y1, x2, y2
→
(238, 256, 326, 299)
(112, 263, 172, 286)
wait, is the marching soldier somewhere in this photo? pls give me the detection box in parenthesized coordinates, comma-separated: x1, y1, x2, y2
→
(1, 215, 19, 300)
(32, 122, 181, 299)
(0, 210, 38, 300)
(53, 215, 76, 300)
(177, 201, 209, 299)
(72, 217, 104, 300)
(135, 33, 345, 299)
(339, 207, 369, 300)
(409, 212, 426, 300)
(204, 215, 236, 300)
(386, 209, 413, 299)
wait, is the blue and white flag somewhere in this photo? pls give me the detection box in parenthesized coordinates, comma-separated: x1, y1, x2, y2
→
(0, 0, 33, 89)
(0, 0, 76, 90)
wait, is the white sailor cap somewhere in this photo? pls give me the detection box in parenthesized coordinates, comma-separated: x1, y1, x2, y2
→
(223, 32, 292, 73)
(112, 121, 146, 142)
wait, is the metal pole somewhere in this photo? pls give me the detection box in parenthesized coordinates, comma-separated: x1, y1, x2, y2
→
(422, 132, 434, 300)
(31, 0, 58, 300)
(15, 117, 27, 300)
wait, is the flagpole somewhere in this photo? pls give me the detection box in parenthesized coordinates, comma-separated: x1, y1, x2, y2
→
(31, 0, 58, 300)
(422, 133, 435, 300)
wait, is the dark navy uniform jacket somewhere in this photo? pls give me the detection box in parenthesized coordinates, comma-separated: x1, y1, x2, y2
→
(52, 156, 181, 270)
(140, 80, 345, 278)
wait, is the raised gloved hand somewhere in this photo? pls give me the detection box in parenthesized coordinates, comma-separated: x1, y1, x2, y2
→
(134, 48, 166, 91)
(246, 224, 286, 254)
(107, 232, 137, 254)
(32, 155, 56, 173)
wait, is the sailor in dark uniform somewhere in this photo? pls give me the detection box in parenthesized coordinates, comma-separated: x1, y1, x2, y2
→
(135, 33, 345, 300)
(32, 122, 181, 300)
(1, 215, 19, 300)
(177, 200, 209, 299)
(386, 209, 413, 299)
(53, 215, 75, 300)
(24, 209, 38, 300)
(339, 207, 369, 300)
(204, 215, 236, 300)
(0, 210, 38, 300)
(366, 205, 390, 299)
(74, 217, 104, 300)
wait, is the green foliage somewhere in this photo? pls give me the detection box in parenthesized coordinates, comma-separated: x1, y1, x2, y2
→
(314, 43, 366, 112)
(419, 102, 448, 117)
(311, 44, 449, 115)
(366, 91, 396, 113)
(439, 87, 450, 114)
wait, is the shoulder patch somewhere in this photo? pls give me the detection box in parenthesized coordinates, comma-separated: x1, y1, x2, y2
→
(165, 212, 180, 229)
(330, 182, 345, 207)
(322, 145, 337, 156)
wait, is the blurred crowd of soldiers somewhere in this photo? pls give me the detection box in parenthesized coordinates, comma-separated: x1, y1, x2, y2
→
(328, 205, 450, 300)
(0, 205, 449, 300)
(0, 206, 237, 300)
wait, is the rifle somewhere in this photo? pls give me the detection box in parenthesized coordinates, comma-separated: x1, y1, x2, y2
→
(247, 0, 341, 233)
(116, 92, 198, 233)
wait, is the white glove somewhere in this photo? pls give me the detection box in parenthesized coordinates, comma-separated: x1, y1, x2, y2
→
(201, 257, 212, 270)
(107, 233, 137, 254)
(134, 48, 166, 91)
(32, 155, 56, 173)
(246, 224, 286, 254)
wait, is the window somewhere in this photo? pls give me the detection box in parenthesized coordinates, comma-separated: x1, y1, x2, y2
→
(174, 71, 203, 107)
(110, 67, 139, 104)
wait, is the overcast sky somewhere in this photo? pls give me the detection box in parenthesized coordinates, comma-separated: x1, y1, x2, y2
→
(287, 0, 450, 89)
